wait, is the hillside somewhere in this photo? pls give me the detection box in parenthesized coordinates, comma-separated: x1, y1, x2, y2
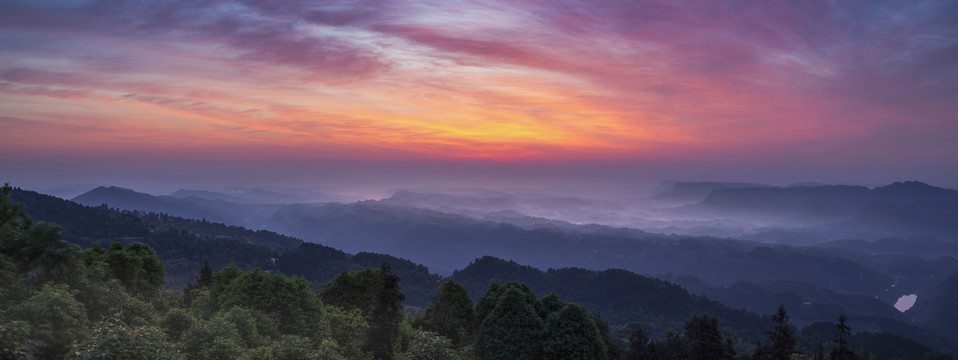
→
(11, 188, 440, 305)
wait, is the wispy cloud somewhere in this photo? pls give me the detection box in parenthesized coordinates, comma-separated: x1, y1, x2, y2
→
(1, 0, 956, 186)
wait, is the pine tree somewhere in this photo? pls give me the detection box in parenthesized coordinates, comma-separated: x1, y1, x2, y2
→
(755, 305, 798, 360)
(197, 260, 213, 288)
(365, 262, 405, 360)
(830, 314, 855, 360)
(685, 315, 732, 360)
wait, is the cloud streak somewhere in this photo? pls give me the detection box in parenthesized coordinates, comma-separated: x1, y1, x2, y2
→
(1, 0, 956, 187)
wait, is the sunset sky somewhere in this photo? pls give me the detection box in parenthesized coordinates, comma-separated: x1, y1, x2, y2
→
(2, 0, 957, 193)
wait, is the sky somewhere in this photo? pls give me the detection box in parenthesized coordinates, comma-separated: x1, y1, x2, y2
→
(2, 0, 957, 194)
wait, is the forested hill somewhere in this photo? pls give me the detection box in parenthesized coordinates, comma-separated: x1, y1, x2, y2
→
(450, 256, 769, 344)
(9, 188, 441, 305)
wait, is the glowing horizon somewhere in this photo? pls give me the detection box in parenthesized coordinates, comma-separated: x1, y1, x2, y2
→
(2, 0, 957, 189)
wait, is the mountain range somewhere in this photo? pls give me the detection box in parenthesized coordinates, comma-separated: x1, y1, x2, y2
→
(23, 181, 958, 354)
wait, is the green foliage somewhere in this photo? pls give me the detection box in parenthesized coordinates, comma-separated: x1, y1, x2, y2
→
(475, 287, 543, 360)
(320, 268, 382, 316)
(0, 320, 37, 360)
(541, 303, 607, 360)
(593, 315, 623, 360)
(535, 292, 566, 320)
(160, 308, 194, 341)
(397, 330, 462, 360)
(215, 306, 278, 349)
(422, 280, 476, 346)
(67, 314, 183, 360)
(253, 334, 345, 360)
(118, 294, 160, 327)
(365, 262, 406, 360)
(7, 283, 88, 358)
(218, 268, 325, 337)
(324, 305, 369, 359)
(0, 184, 32, 232)
(104, 242, 166, 297)
(188, 288, 218, 320)
(0, 255, 26, 307)
(475, 281, 536, 325)
(152, 290, 185, 315)
(180, 316, 244, 360)
(0, 214, 82, 289)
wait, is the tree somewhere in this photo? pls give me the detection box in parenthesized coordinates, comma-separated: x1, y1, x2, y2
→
(475, 287, 544, 360)
(320, 267, 382, 316)
(421, 280, 476, 346)
(475, 281, 536, 325)
(627, 328, 650, 360)
(535, 292, 566, 320)
(180, 315, 244, 360)
(67, 314, 184, 360)
(755, 305, 798, 360)
(325, 305, 369, 359)
(183, 260, 213, 305)
(400, 330, 462, 360)
(594, 314, 623, 360)
(218, 268, 325, 337)
(365, 262, 405, 360)
(830, 315, 855, 360)
(541, 303, 608, 360)
(684, 315, 732, 360)
(104, 242, 166, 297)
(7, 283, 88, 359)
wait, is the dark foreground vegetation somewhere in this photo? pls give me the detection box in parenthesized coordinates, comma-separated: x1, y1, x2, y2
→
(1, 184, 952, 359)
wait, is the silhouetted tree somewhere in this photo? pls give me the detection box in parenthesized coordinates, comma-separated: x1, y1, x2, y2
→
(365, 262, 405, 360)
(627, 327, 650, 360)
(755, 305, 798, 360)
(685, 315, 733, 360)
(830, 315, 855, 360)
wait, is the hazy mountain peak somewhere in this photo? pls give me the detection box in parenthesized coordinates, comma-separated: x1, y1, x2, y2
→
(73, 186, 152, 202)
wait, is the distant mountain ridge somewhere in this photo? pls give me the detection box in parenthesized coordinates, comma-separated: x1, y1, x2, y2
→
(699, 181, 958, 213)
(73, 186, 239, 224)
(694, 181, 958, 236)
(651, 181, 773, 204)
